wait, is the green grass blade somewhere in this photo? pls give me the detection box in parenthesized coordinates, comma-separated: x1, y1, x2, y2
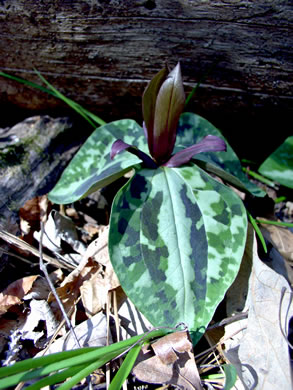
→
(184, 79, 201, 108)
(55, 329, 170, 390)
(0, 353, 98, 389)
(35, 70, 104, 127)
(0, 348, 94, 379)
(223, 364, 238, 390)
(242, 167, 277, 188)
(0, 71, 55, 96)
(57, 353, 118, 390)
(184, 62, 218, 109)
(0, 329, 170, 389)
(25, 365, 85, 390)
(0, 346, 128, 389)
(80, 106, 107, 126)
(109, 344, 142, 390)
(256, 219, 293, 228)
(0, 71, 106, 127)
(247, 212, 267, 253)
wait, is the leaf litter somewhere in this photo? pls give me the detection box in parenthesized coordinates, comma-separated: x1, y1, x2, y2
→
(0, 171, 292, 389)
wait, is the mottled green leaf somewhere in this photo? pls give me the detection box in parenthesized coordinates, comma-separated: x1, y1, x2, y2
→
(176, 112, 265, 197)
(258, 136, 293, 188)
(48, 120, 147, 204)
(109, 163, 247, 345)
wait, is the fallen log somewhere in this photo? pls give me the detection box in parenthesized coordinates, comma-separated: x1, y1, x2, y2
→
(0, 116, 79, 231)
(0, 0, 292, 161)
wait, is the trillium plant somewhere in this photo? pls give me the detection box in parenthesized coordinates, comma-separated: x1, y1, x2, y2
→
(49, 63, 264, 344)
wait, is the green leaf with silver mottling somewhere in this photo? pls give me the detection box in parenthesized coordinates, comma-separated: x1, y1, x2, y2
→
(258, 136, 293, 189)
(109, 163, 247, 345)
(48, 120, 147, 204)
(176, 112, 265, 197)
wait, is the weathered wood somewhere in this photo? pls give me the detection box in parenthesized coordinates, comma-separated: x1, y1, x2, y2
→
(0, 0, 292, 160)
(0, 116, 79, 230)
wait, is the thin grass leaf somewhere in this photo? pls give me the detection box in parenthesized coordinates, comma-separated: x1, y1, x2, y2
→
(184, 61, 218, 109)
(223, 364, 238, 390)
(109, 344, 142, 390)
(184, 79, 201, 108)
(256, 219, 293, 229)
(0, 353, 97, 389)
(35, 70, 103, 127)
(57, 329, 171, 390)
(0, 347, 127, 389)
(0, 329, 170, 389)
(0, 71, 106, 127)
(24, 365, 85, 390)
(242, 167, 277, 188)
(0, 71, 54, 95)
(57, 355, 117, 390)
(81, 107, 107, 126)
(247, 212, 268, 253)
(0, 348, 93, 379)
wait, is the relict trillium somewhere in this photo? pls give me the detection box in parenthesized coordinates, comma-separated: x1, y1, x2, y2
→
(110, 63, 226, 167)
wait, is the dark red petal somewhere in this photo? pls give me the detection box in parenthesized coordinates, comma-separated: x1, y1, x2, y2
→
(142, 66, 169, 156)
(151, 63, 185, 163)
(163, 135, 227, 168)
(110, 139, 157, 169)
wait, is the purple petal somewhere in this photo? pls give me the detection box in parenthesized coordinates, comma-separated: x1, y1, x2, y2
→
(163, 135, 227, 168)
(143, 121, 148, 141)
(110, 139, 132, 160)
(110, 139, 157, 169)
(142, 65, 169, 146)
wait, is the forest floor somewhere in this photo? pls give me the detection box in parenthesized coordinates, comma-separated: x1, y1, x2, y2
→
(0, 117, 292, 390)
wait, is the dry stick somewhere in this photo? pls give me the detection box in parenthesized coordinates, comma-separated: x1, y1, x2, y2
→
(194, 326, 247, 361)
(40, 298, 81, 356)
(206, 311, 248, 330)
(39, 219, 81, 349)
(0, 228, 73, 269)
(39, 199, 93, 389)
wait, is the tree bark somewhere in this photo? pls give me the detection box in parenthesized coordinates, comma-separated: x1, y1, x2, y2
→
(0, 0, 292, 160)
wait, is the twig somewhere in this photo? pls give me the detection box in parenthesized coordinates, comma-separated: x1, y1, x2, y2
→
(39, 198, 94, 389)
(207, 311, 248, 330)
(38, 197, 81, 349)
(0, 247, 37, 266)
(194, 326, 247, 361)
(0, 228, 74, 269)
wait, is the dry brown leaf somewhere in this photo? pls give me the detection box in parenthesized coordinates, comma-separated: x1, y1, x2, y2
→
(80, 270, 114, 316)
(80, 226, 120, 316)
(19, 196, 52, 239)
(48, 260, 99, 321)
(49, 225, 120, 319)
(133, 331, 203, 390)
(260, 222, 293, 262)
(0, 275, 38, 315)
